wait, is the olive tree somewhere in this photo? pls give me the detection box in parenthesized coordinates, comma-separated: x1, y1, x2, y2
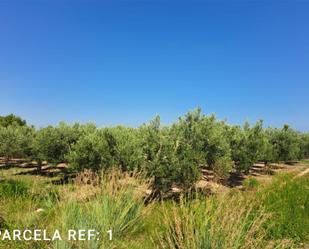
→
(33, 122, 81, 171)
(67, 128, 115, 172)
(138, 117, 200, 195)
(300, 133, 309, 158)
(269, 125, 301, 163)
(228, 120, 268, 172)
(0, 125, 34, 164)
(174, 109, 233, 177)
(145, 133, 200, 195)
(105, 126, 144, 171)
(0, 114, 26, 127)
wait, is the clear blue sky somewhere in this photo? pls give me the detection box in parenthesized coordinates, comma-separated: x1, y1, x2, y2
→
(0, 1, 308, 130)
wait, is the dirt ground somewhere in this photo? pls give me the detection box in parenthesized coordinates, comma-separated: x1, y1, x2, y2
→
(196, 159, 309, 194)
(1, 158, 309, 195)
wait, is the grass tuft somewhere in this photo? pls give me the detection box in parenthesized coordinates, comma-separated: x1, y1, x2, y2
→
(53, 169, 152, 249)
(152, 192, 294, 249)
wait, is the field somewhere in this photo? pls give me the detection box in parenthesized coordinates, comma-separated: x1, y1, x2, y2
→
(1, 159, 309, 249)
(1, 113, 309, 248)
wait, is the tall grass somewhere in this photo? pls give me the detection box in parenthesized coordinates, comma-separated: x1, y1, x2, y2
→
(258, 173, 309, 242)
(153, 193, 294, 249)
(0, 179, 30, 198)
(0, 178, 59, 249)
(53, 170, 152, 249)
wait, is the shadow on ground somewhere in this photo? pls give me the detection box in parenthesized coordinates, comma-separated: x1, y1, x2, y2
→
(0, 159, 75, 185)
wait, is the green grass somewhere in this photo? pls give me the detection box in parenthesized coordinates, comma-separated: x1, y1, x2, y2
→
(0, 179, 30, 198)
(0, 173, 60, 249)
(52, 170, 152, 249)
(1, 167, 309, 249)
(243, 176, 260, 190)
(257, 173, 309, 243)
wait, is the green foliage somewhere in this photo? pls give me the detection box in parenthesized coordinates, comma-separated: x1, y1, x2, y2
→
(139, 115, 162, 162)
(145, 133, 200, 194)
(1, 111, 308, 195)
(0, 114, 26, 127)
(139, 114, 202, 194)
(67, 129, 115, 171)
(300, 133, 309, 158)
(259, 129, 277, 165)
(33, 122, 80, 164)
(174, 109, 233, 177)
(0, 177, 59, 249)
(0, 124, 34, 161)
(106, 126, 144, 171)
(268, 125, 301, 162)
(228, 121, 269, 172)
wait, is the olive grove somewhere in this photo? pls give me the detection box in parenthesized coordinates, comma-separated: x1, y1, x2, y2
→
(0, 111, 308, 194)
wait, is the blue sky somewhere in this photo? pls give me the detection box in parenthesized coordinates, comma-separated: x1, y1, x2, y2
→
(0, 1, 308, 130)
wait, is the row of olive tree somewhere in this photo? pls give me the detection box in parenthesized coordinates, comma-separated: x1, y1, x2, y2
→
(0, 111, 308, 194)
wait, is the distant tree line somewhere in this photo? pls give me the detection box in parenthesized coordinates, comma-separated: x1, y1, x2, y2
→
(0, 110, 309, 194)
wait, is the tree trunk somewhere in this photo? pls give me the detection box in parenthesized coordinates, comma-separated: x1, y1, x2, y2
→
(37, 160, 42, 174)
(4, 156, 9, 168)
